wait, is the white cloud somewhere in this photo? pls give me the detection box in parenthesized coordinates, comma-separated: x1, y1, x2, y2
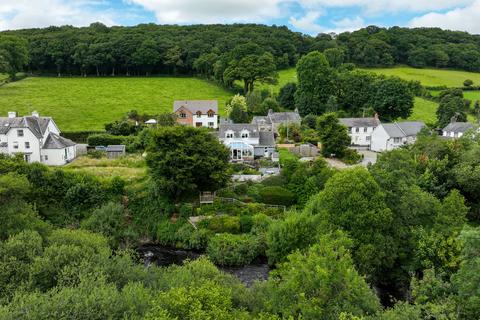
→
(297, 0, 474, 14)
(410, 0, 480, 33)
(127, 0, 286, 24)
(328, 16, 365, 33)
(0, 0, 117, 31)
(289, 11, 324, 34)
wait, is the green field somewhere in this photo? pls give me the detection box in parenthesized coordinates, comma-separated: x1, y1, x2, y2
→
(362, 66, 480, 88)
(408, 98, 438, 124)
(0, 76, 233, 131)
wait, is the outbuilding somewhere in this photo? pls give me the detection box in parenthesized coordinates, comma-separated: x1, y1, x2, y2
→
(106, 145, 126, 159)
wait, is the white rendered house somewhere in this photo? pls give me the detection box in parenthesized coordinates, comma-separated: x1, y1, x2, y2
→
(442, 122, 474, 139)
(218, 123, 275, 161)
(370, 121, 425, 152)
(339, 117, 380, 147)
(0, 111, 76, 166)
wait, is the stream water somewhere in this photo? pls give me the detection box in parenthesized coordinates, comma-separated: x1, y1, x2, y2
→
(138, 244, 270, 287)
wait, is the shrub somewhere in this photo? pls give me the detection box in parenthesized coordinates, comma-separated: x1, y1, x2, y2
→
(258, 186, 295, 206)
(239, 215, 254, 233)
(200, 215, 241, 234)
(179, 203, 194, 219)
(341, 148, 362, 165)
(156, 221, 183, 246)
(261, 175, 286, 187)
(175, 223, 212, 250)
(87, 150, 105, 159)
(87, 134, 127, 147)
(207, 234, 261, 266)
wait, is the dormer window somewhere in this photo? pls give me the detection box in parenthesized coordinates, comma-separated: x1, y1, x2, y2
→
(207, 110, 215, 118)
(179, 112, 187, 119)
(196, 111, 202, 118)
(241, 130, 249, 138)
(225, 130, 234, 138)
(17, 129, 24, 137)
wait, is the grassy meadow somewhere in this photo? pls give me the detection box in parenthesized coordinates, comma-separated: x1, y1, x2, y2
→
(0, 76, 233, 131)
(361, 66, 480, 88)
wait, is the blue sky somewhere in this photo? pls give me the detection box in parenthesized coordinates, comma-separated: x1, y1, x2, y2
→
(1, 0, 480, 35)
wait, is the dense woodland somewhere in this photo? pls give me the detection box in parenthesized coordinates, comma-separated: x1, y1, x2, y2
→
(2, 23, 480, 81)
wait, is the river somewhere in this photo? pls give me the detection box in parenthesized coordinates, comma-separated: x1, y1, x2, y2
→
(138, 244, 270, 287)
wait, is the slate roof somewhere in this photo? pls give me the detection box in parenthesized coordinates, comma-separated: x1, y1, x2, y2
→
(0, 115, 52, 138)
(268, 111, 301, 124)
(43, 133, 76, 149)
(443, 122, 474, 133)
(382, 121, 425, 138)
(258, 131, 275, 146)
(219, 123, 260, 138)
(339, 117, 380, 128)
(251, 116, 271, 125)
(106, 145, 126, 152)
(173, 100, 218, 114)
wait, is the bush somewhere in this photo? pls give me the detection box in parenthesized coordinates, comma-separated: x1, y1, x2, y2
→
(62, 131, 105, 144)
(156, 220, 183, 246)
(341, 148, 362, 165)
(261, 175, 287, 187)
(175, 223, 212, 250)
(258, 186, 295, 206)
(207, 234, 262, 266)
(179, 203, 194, 219)
(239, 215, 254, 233)
(200, 215, 241, 234)
(87, 134, 127, 147)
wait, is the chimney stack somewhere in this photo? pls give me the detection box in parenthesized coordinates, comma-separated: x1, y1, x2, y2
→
(32, 111, 39, 118)
(7, 112, 17, 119)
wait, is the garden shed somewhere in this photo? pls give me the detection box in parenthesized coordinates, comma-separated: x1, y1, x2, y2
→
(106, 145, 126, 159)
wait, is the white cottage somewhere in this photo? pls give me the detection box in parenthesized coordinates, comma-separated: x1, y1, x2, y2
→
(370, 121, 425, 152)
(442, 122, 474, 139)
(218, 123, 275, 161)
(339, 117, 380, 147)
(0, 111, 76, 166)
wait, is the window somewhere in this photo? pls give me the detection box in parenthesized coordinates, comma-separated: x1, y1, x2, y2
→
(364, 127, 368, 133)
(348, 127, 352, 133)
(207, 110, 215, 118)
(366, 136, 371, 141)
(179, 112, 187, 118)
(208, 122, 214, 127)
(355, 127, 360, 133)
(25, 142, 30, 149)
(241, 132, 249, 138)
(226, 131, 234, 138)
(13, 141, 19, 149)
(393, 137, 402, 143)
(196, 111, 202, 118)
(195, 122, 202, 127)
(44, 155, 49, 161)
(17, 130, 24, 137)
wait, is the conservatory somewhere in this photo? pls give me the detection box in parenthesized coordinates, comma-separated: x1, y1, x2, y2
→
(228, 141, 254, 161)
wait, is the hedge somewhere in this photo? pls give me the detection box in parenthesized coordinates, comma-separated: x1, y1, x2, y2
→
(87, 134, 128, 146)
(62, 131, 105, 143)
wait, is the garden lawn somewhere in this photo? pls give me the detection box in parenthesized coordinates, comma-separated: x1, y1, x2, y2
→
(0, 76, 233, 131)
(361, 66, 480, 88)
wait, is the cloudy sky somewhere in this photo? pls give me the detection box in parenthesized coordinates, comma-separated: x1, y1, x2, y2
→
(1, 0, 480, 35)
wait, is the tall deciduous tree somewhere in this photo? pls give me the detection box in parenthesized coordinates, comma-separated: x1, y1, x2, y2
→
(277, 82, 297, 110)
(146, 126, 231, 201)
(0, 35, 28, 80)
(295, 51, 335, 116)
(371, 76, 414, 121)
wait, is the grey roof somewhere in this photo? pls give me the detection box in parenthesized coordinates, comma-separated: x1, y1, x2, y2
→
(258, 131, 275, 146)
(252, 116, 271, 125)
(382, 121, 425, 138)
(443, 122, 474, 133)
(268, 111, 301, 124)
(173, 100, 218, 114)
(0, 116, 52, 138)
(339, 117, 380, 128)
(43, 133, 76, 149)
(219, 123, 260, 138)
(106, 145, 126, 152)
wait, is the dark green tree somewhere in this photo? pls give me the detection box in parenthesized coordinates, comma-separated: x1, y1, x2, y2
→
(316, 112, 350, 157)
(372, 77, 414, 121)
(0, 35, 28, 80)
(146, 126, 231, 201)
(295, 51, 335, 116)
(277, 82, 297, 110)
